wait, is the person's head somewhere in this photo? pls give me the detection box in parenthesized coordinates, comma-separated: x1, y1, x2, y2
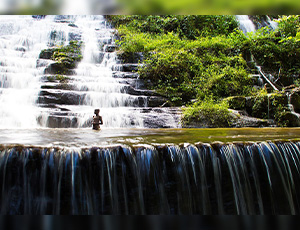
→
(94, 109, 100, 115)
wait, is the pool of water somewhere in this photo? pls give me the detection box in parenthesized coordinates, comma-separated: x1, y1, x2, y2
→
(1, 127, 300, 147)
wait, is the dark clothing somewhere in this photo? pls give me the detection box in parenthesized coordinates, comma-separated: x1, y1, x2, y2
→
(92, 114, 103, 130)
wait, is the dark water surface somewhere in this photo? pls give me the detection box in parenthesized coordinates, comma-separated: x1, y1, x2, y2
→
(1, 127, 300, 147)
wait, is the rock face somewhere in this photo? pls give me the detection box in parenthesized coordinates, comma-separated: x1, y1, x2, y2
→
(37, 41, 177, 128)
(290, 88, 300, 113)
(229, 110, 276, 128)
(223, 90, 300, 127)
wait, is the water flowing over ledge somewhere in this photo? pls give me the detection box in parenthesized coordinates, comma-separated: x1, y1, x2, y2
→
(1, 128, 300, 214)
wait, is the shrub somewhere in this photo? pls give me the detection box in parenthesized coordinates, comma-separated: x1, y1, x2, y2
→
(182, 98, 233, 127)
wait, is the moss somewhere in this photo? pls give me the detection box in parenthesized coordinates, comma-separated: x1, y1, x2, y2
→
(46, 75, 70, 83)
(224, 96, 246, 110)
(40, 40, 83, 74)
(182, 98, 234, 127)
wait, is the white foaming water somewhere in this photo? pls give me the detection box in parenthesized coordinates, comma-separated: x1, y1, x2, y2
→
(0, 15, 54, 128)
(236, 15, 256, 34)
(0, 16, 179, 129)
(62, 16, 145, 128)
(32, 15, 147, 128)
(267, 16, 278, 30)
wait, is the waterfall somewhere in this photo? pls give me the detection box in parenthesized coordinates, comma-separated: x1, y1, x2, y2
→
(267, 16, 278, 30)
(1, 141, 300, 214)
(236, 15, 256, 34)
(0, 15, 180, 129)
(0, 16, 54, 128)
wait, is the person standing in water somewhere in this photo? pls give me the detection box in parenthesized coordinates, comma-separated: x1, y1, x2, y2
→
(92, 109, 103, 130)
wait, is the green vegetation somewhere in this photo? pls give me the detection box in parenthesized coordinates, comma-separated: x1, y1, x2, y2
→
(40, 40, 83, 74)
(182, 97, 233, 127)
(47, 75, 70, 83)
(107, 15, 300, 127)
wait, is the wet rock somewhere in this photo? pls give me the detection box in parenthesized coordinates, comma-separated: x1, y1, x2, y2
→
(54, 15, 74, 23)
(39, 49, 54, 59)
(68, 32, 81, 41)
(230, 110, 276, 127)
(147, 96, 170, 107)
(44, 63, 76, 75)
(279, 112, 300, 127)
(245, 93, 288, 119)
(112, 72, 139, 79)
(112, 64, 141, 72)
(14, 46, 26, 52)
(141, 107, 182, 128)
(104, 45, 118, 52)
(46, 116, 78, 128)
(99, 38, 112, 45)
(123, 86, 162, 97)
(32, 15, 46, 20)
(68, 23, 78, 28)
(225, 96, 246, 110)
(37, 91, 86, 105)
(36, 59, 51, 68)
(290, 88, 300, 113)
(41, 84, 77, 91)
(117, 52, 144, 63)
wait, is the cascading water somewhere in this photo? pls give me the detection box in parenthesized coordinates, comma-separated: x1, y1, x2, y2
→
(236, 15, 256, 34)
(1, 141, 300, 214)
(0, 15, 180, 129)
(2, 15, 300, 216)
(0, 15, 51, 128)
(267, 16, 278, 30)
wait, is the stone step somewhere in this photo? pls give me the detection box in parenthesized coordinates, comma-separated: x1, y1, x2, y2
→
(104, 44, 118, 52)
(37, 115, 79, 128)
(122, 85, 162, 97)
(112, 71, 139, 79)
(112, 64, 142, 72)
(37, 107, 182, 128)
(37, 90, 86, 105)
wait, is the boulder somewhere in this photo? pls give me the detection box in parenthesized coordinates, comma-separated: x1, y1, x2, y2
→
(44, 63, 76, 75)
(112, 72, 139, 79)
(104, 45, 118, 52)
(37, 91, 86, 105)
(39, 49, 54, 59)
(45, 116, 78, 128)
(117, 52, 144, 64)
(112, 64, 141, 72)
(147, 96, 170, 107)
(224, 96, 246, 110)
(279, 112, 300, 127)
(230, 110, 276, 128)
(290, 88, 300, 113)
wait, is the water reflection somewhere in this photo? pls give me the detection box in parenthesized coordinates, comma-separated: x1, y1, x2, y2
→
(1, 128, 300, 147)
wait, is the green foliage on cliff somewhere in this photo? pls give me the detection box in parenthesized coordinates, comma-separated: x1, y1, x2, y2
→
(182, 97, 233, 127)
(108, 16, 252, 105)
(107, 15, 300, 127)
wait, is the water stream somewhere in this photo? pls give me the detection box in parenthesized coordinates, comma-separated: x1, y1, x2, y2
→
(236, 15, 256, 34)
(1, 15, 300, 215)
(1, 132, 300, 214)
(0, 15, 180, 129)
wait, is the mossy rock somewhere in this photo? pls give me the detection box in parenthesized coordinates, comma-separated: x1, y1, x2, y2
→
(39, 49, 55, 59)
(40, 40, 83, 74)
(277, 111, 300, 127)
(44, 63, 75, 75)
(246, 92, 288, 119)
(290, 88, 300, 113)
(45, 75, 70, 83)
(117, 51, 144, 64)
(224, 96, 246, 110)
(41, 84, 75, 90)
